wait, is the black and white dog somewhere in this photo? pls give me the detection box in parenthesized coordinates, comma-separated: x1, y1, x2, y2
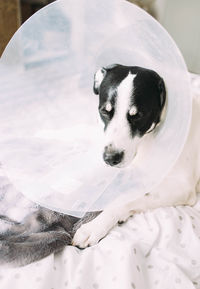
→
(0, 64, 199, 266)
(72, 64, 200, 248)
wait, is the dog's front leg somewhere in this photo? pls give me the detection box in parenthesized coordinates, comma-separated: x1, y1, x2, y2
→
(72, 174, 196, 248)
(72, 193, 151, 248)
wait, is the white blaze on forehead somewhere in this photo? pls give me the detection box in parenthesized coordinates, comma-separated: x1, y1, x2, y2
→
(115, 72, 136, 118)
(104, 72, 138, 163)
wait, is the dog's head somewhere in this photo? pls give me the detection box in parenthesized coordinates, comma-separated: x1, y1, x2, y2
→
(93, 64, 166, 167)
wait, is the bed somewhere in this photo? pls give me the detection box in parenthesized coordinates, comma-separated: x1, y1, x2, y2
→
(0, 73, 199, 289)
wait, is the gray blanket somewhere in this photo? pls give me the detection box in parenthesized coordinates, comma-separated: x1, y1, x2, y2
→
(0, 170, 100, 267)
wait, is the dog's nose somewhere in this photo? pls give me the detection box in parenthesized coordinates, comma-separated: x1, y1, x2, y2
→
(103, 149, 124, 166)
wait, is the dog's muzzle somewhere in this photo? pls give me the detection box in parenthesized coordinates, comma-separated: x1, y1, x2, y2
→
(103, 146, 124, 166)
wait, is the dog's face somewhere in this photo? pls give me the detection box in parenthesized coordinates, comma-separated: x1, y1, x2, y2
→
(93, 64, 166, 167)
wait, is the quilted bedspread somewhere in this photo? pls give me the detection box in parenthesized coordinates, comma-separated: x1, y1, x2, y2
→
(0, 200, 200, 289)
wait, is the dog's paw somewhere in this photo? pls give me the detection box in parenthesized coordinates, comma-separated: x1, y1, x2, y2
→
(117, 210, 134, 224)
(72, 220, 108, 248)
(72, 208, 134, 248)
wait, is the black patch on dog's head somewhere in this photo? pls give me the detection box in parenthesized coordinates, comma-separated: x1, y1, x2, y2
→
(127, 66, 166, 136)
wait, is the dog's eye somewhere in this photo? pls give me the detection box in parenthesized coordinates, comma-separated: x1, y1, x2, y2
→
(128, 111, 143, 119)
(99, 107, 114, 121)
(101, 109, 112, 117)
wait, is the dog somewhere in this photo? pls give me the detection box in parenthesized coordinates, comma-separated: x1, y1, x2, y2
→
(72, 64, 200, 248)
(0, 64, 199, 266)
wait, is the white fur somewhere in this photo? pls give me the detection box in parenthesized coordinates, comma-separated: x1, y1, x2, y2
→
(104, 73, 140, 166)
(94, 69, 105, 92)
(146, 122, 155, 133)
(72, 90, 200, 249)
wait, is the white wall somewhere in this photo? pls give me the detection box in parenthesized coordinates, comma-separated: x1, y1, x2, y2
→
(155, 0, 200, 73)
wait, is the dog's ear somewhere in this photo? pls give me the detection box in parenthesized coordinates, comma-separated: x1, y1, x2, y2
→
(93, 67, 107, 95)
(158, 77, 166, 110)
(153, 77, 166, 126)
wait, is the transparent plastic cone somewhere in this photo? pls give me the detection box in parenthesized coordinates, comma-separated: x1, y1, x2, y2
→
(0, 0, 191, 217)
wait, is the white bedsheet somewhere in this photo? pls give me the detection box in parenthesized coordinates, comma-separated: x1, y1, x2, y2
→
(0, 73, 200, 289)
(1, 198, 200, 289)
